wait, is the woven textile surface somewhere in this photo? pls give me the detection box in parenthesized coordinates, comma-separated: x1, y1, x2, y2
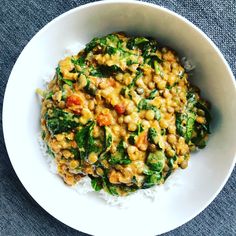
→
(0, 0, 235, 235)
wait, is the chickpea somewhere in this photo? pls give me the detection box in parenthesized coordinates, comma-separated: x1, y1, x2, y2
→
(135, 78, 143, 87)
(111, 96, 119, 106)
(148, 81, 155, 89)
(102, 108, 110, 115)
(163, 73, 169, 81)
(88, 152, 98, 164)
(141, 120, 150, 129)
(163, 89, 171, 98)
(148, 143, 156, 153)
(79, 116, 88, 125)
(69, 160, 79, 169)
(46, 102, 52, 108)
(112, 125, 120, 135)
(95, 106, 102, 114)
(84, 165, 94, 175)
(189, 144, 196, 152)
(126, 102, 135, 114)
(166, 98, 172, 107)
(109, 169, 122, 184)
(171, 101, 178, 108)
(167, 134, 177, 144)
(152, 97, 162, 108)
(51, 83, 59, 91)
(131, 112, 140, 123)
(96, 167, 104, 176)
(124, 115, 131, 123)
(196, 116, 206, 124)
(66, 132, 74, 140)
(167, 107, 175, 113)
(117, 116, 124, 124)
(120, 128, 126, 137)
(136, 87, 144, 95)
(163, 61, 171, 71)
(41, 106, 47, 116)
(88, 100, 95, 110)
(133, 161, 145, 175)
(197, 109, 205, 116)
(157, 80, 166, 90)
(101, 160, 109, 169)
(127, 145, 139, 161)
(129, 64, 139, 72)
(77, 74, 87, 89)
(170, 87, 177, 95)
(153, 75, 161, 83)
(166, 149, 175, 157)
(159, 119, 168, 129)
(119, 167, 133, 184)
(58, 164, 67, 172)
(128, 122, 137, 132)
(48, 79, 56, 89)
(62, 150, 72, 159)
(144, 110, 154, 120)
(179, 144, 189, 155)
(110, 144, 117, 154)
(64, 175, 74, 186)
(164, 164, 170, 172)
(180, 160, 188, 169)
(55, 134, 64, 142)
(177, 155, 184, 164)
(179, 91, 186, 100)
(116, 73, 123, 82)
(123, 73, 133, 85)
(163, 51, 175, 61)
(168, 74, 176, 86)
(168, 125, 176, 134)
(52, 91, 62, 102)
(93, 126, 100, 138)
(58, 101, 65, 109)
(160, 106, 167, 113)
(104, 53, 110, 60)
(171, 62, 178, 69)
(139, 110, 146, 119)
(178, 137, 185, 144)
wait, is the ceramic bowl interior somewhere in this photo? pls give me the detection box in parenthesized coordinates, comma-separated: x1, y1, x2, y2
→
(3, 1, 236, 236)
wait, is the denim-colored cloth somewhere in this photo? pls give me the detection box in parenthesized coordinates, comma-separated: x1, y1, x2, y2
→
(0, 0, 235, 235)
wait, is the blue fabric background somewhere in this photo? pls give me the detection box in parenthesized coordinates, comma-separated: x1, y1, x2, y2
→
(0, 0, 235, 235)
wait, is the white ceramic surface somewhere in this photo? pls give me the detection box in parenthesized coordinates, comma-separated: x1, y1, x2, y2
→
(3, 1, 236, 236)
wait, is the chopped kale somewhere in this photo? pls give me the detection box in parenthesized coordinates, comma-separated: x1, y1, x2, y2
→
(45, 108, 79, 135)
(56, 67, 73, 86)
(109, 140, 131, 165)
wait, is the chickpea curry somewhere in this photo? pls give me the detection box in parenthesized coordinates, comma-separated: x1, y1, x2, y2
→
(38, 33, 211, 196)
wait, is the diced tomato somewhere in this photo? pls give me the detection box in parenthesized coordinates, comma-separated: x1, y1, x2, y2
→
(97, 113, 112, 126)
(66, 94, 82, 107)
(114, 104, 126, 114)
(108, 78, 116, 87)
(136, 131, 148, 151)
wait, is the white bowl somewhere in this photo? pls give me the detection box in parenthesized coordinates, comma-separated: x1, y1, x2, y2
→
(3, 1, 236, 236)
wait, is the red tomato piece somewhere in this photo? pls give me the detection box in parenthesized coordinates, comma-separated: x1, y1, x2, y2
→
(66, 95, 82, 107)
(114, 104, 126, 114)
(97, 113, 112, 126)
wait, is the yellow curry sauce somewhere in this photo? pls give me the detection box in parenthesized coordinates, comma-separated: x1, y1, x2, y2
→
(39, 33, 211, 196)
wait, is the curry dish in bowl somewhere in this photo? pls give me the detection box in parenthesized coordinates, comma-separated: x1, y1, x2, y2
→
(38, 33, 211, 196)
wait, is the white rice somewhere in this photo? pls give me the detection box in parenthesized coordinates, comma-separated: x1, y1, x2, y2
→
(38, 42, 184, 207)
(181, 56, 195, 72)
(64, 42, 85, 56)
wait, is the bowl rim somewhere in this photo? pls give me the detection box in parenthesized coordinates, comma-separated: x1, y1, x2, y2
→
(2, 0, 236, 235)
